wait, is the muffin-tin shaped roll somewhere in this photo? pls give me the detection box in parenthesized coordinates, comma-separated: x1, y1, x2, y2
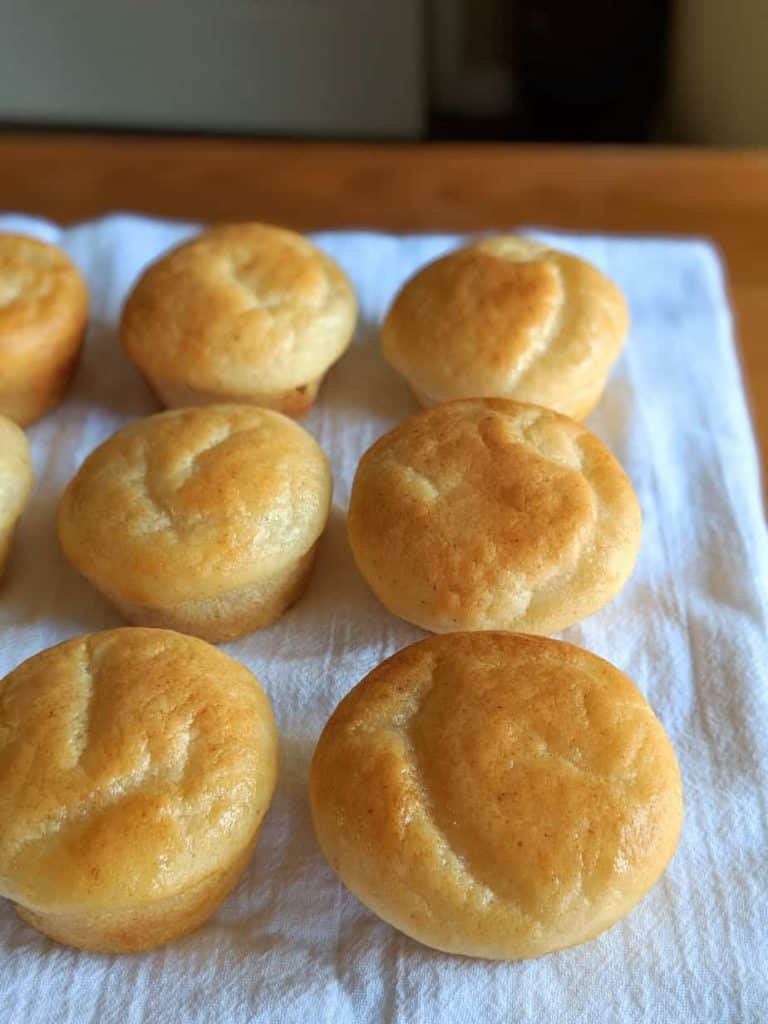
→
(348, 398, 641, 635)
(382, 236, 627, 419)
(58, 404, 333, 642)
(0, 627, 278, 952)
(310, 631, 683, 960)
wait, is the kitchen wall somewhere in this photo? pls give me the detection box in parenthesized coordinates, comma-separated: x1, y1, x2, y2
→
(665, 0, 768, 145)
(0, 0, 425, 137)
(0, 0, 765, 144)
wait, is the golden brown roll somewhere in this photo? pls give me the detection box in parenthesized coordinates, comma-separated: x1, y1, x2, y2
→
(0, 627, 279, 952)
(121, 223, 357, 417)
(0, 234, 89, 425)
(58, 404, 332, 642)
(381, 236, 628, 419)
(0, 414, 33, 577)
(347, 398, 641, 635)
(310, 631, 683, 960)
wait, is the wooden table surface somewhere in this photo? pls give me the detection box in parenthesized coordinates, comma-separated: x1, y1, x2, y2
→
(2, 133, 766, 485)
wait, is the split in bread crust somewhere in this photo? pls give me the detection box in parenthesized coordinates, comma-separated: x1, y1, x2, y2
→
(310, 631, 683, 960)
(121, 223, 357, 416)
(381, 236, 628, 419)
(0, 628, 279, 952)
(348, 398, 641, 634)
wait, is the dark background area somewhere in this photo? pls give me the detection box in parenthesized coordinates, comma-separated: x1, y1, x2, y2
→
(0, 0, 764, 144)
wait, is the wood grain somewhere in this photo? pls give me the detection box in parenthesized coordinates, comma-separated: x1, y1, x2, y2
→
(1, 134, 766, 486)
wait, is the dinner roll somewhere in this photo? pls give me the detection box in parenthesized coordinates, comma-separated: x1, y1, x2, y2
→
(0, 234, 89, 425)
(0, 414, 33, 577)
(58, 404, 332, 642)
(121, 223, 357, 416)
(310, 632, 683, 960)
(381, 236, 628, 419)
(0, 628, 278, 952)
(347, 399, 640, 635)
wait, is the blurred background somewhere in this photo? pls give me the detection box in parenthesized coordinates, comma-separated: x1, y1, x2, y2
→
(0, 0, 765, 144)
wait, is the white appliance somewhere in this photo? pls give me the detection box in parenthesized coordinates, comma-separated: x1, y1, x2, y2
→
(0, 0, 425, 138)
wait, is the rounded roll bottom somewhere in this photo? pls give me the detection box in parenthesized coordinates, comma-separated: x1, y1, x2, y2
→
(14, 831, 260, 953)
(143, 372, 324, 419)
(0, 335, 84, 427)
(93, 542, 320, 643)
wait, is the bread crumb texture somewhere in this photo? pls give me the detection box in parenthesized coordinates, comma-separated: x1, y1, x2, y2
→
(381, 236, 628, 418)
(348, 398, 641, 634)
(121, 223, 356, 394)
(0, 628, 278, 913)
(0, 234, 87, 341)
(58, 404, 332, 607)
(311, 632, 682, 959)
(0, 414, 33, 559)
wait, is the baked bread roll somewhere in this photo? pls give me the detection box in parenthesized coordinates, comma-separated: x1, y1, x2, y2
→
(58, 404, 332, 642)
(0, 627, 278, 952)
(347, 398, 641, 635)
(0, 414, 33, 577)
(0, 234, 89, 425)
(381, 236, 628, 419)
(310, 631, 683, 960)
(121, 223, 357, 416)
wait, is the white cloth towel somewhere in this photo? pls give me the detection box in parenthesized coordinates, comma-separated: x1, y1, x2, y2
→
(0, 214, 766, 1024)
